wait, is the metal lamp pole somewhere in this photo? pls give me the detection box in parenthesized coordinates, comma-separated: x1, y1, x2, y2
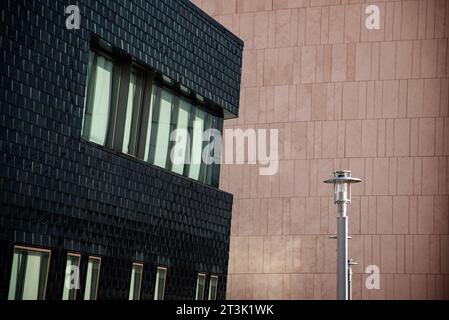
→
(324, 170, 361, 300)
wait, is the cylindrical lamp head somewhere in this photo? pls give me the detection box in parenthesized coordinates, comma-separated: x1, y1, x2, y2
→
(323, 170, 362, 204)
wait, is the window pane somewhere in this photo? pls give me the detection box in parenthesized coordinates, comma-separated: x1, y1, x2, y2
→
(208, 276, 218, 300)
(129, 264, 143, 300)
(22, 252, 42, 299)
(122, 71, 144, 155)
(203, 116, 214, 186)
(189, 109, 205, 180)
(195, 274, 206, 300)
(171, 99, 191, 175)
(153, 90, 173, 168)
(210, 117, 223, 188)
(82, 54, 113, 145)
(154, 267, 167, 300)
(122, 72, 137, 154)
(8, 247, 50, 300)
(62, 254, 80, 300)
(198, 113, 213, 183)
(84, 257, 101, 300)
(144, 85, 157, 162)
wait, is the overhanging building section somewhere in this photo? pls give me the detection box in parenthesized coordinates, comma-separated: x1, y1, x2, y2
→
(0, 0, 243, 300)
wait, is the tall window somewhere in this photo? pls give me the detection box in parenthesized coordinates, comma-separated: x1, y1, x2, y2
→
(62, 253, 81, 300)
(188, 110, 206, 180)
(151, 88, 174, 168)
(84, 257, 101, 300)
(208, 276, 218, 300)
(170, 99, 191, 175)
(8, 246, 51, 300)
(82, 46, 224, 187)
(129, 263, 143, 300)
(154, 267, 167, 300)
(122, 71, 144, 155)
(195, 273, 206, 300)
(82, 52, 113, 145)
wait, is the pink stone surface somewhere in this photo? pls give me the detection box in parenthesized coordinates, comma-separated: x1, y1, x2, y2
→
(195, 0, 449, 300)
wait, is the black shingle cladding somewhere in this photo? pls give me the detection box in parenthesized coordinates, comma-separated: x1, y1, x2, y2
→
(0, 0, 241, 300)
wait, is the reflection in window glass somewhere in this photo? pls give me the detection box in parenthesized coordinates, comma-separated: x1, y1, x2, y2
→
(62, 253, 81, 300)
(153, 90, 173, 168)
(122, 73, 137, 154)
(144, 85, 157, 162)
(208, 276, 218, 300)
(189, 109, 205, 180)
(8, 247, 50, 300)
(195, 273, 206, 300)
(211, 117, 224, 187)
(129, 263, 143, 300)
(171, 99, 191, 175)
(82, 53, 113, 145)
(84, 257, 101, 300)
(81, 48, 224, 187)
(154, 267, 167, 300)
(199, 113, 212, 183)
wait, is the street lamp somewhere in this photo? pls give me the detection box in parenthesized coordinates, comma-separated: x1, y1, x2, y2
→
(324, 170, 361, 300)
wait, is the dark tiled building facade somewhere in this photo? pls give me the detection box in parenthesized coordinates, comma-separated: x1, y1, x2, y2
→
(0, 0, 243, 300)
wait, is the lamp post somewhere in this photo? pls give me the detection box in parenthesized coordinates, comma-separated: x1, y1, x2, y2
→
(324, 170, 361, 300)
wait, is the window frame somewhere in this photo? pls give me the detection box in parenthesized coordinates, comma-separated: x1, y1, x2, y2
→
(83, 256, 101, 300)
(195, 273, 207, 300)
(8, 245, 51, 300)
(82, 48, 116, 147)
(62, 252, 81, 300)
(208, 275, 219, 300)
(154, 266, 167, 301)
(129, 262, 144, 300)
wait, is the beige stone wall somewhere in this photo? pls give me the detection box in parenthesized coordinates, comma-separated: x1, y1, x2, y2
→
(194, 0, 449, 299)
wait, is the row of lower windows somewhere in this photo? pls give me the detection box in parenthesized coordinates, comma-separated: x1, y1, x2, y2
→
(195, 273, 218, 300)
(82, 46, 223, 187)
(7, 246, 218, 300)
